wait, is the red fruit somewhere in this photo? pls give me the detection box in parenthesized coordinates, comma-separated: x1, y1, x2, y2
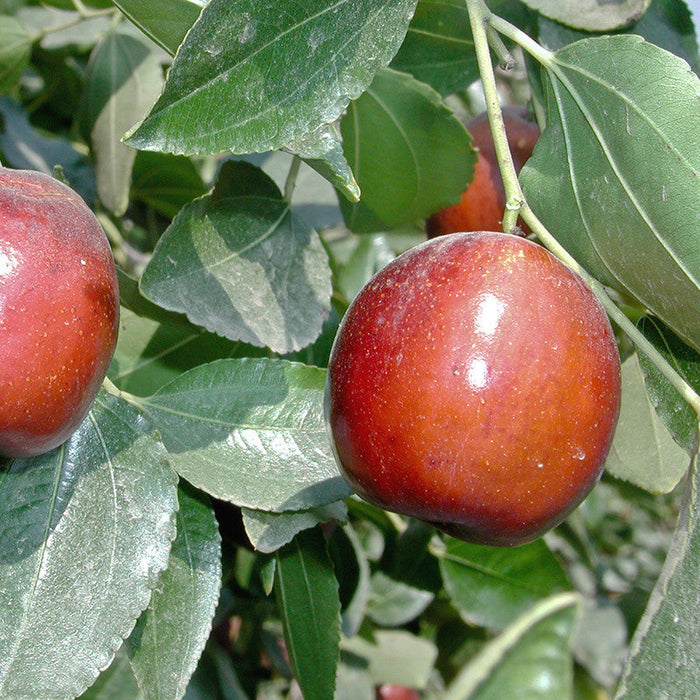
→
(427, 106, 540, 237)
(376, 684, 421, 700)
(0, 168, 119, 458)
(325, 232, 620, 546)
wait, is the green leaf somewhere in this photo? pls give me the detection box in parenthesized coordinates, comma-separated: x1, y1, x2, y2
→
(606, 353, 690, 493)
(0, 15, 31, 96)
(390, 0, 477, 95)
(242, 501, 347, 553)
(138, 358, 353, 512)
(444, 592, 581, 700)
(615, 447, 700, 699)
(284, 122, 361, 203)
(125, 0, 419, 155)
(139, 160, 332, 354)
(522, 0, 651, 31)
(0, 391, 178, 699)
(79, 648, 143, 700)
(0, 97, 95, 204)
(520, 35, 700, 352)
(17, 6, 110, 50)
(127, 482, 221, 700)
(637, 316, 700, 455)
(339, 67, 474, 232)
(113, 0, 204, 55)
(537, 0, 700, 75)
(82, 30, 164, 216)
(110, 304, 247, 398)
(439, 537, 572, 630)
(340, 629, 437, 688)
(131, 150, 208, 218)
(275, 528, 341, 700)
(331, 522, 372, 637)
(365, 571, 434, 626)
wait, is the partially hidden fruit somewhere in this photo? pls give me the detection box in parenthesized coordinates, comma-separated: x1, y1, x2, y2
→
(326, 232, 620, 546)
(0, 167, 119, 458)
(427, 106, 540, 237)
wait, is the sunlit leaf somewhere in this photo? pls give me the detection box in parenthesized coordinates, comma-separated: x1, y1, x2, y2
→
(284, 122, 360, 203)
(113, 0, 204, 55)
(242, 501, 347, 553)
(16, 6, 110, 50)
(0, 391, 177, 699)
(128, 483, 221, 700)
(606, 353, 690, 493)
(138, 358, 352, 512)
(340, 629, 437, 688)
(125, 0, 419, 155)
(82, 30, 163, 216)
(0, 16, 31, 96)
(139, 161, 332, 354)
(365, 572, 434, 626)
(522, 0, 651, 31)
(520, 35, 700, 352)
(79, 647, 143, 700)
(537, 0, 700, 75)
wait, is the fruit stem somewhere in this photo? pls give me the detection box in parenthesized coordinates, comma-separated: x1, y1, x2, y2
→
(102, 376, 145, 410)
(284, 156, 302, 202)
(465, 0, 526, 236)
(465, 0, 700, 419)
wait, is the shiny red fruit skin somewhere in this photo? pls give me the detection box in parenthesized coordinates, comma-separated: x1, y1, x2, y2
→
(326, 232, 620, 546)
(427, 106, 540, 237)
(0, 168, 119, 458)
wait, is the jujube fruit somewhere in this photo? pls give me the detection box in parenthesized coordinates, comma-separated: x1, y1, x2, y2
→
(0, 167, 119, 458)
(427, 106, 540, 237)
(325, 232, 620, 546)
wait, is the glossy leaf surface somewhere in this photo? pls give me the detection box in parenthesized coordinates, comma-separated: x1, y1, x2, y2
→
(138, 358, 352, 512)
(140, 161, 332, 354)
(126, 0, 419, 155)
(0, 392, 177, 699)
(128, 483, 221, 700)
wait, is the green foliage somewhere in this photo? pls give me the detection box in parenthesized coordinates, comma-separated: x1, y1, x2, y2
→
(0, 0, 699, 698)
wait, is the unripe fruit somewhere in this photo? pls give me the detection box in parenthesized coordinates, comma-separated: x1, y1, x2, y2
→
(0, 167, 119, 458)
(427, 106, 540, 237)
(326, 232, 620, 546)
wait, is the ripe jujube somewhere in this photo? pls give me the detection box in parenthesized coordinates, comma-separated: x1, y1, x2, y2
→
(0, 167, 119, 458)
(427, 106, 540, 237)
(326, 232, 620, 546)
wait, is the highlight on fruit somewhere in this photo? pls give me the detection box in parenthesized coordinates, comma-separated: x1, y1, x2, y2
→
(0, 167, 120, 458)
(325, 231, 621, 546)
